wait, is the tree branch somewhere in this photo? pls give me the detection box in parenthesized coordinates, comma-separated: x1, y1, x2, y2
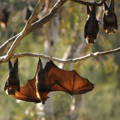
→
(0, 0, 66, 62)
(0, 0, 42, 62)
(72, 0, 107, 6)
(4, 46, 120, 64)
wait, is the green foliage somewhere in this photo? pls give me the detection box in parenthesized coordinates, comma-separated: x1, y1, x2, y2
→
(0, 0, 120, 120)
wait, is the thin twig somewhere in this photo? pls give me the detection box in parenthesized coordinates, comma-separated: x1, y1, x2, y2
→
(5, 0, 42, 59)
(0, 0, 105, 58)
(72, 0, 107, 6)
(5, 46, 120, 63)
(31, 0, 66, 30)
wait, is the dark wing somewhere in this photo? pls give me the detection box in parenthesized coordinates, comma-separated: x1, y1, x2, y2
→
(13, 79, 41, 103)
(84, 17, 99, 43)
(4, 59, 20, 95)
(45, 61, 94, 95)
(35, 59, 49, 104)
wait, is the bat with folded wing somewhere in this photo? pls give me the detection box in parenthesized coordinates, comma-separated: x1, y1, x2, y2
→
(4, 59, 42, 103)
(4, 59, 20, 95)
(84, 5, 99, 44)
(103, 0, 118, 34)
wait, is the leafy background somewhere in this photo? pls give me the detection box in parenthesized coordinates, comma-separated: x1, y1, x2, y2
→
(0, 0, 120, 120)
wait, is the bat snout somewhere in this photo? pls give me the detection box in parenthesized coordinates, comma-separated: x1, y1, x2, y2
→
(7, 88, 16, 95)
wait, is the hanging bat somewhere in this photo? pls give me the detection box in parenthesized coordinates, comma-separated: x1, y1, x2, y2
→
(103, 0, 118, 34)
(24, 5, 38, 23)
(4, 59, 41, 103)
(4, 59, 94, 104)
(24, 6, 33, 22)
(36, 60, 94, 103)
(84, 5, 99, 44)
(0, 8, 10, 28)
(4, 59, 20, 95)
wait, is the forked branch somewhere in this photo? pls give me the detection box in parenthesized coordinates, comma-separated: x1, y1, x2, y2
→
(0, 0, 66, 62)
(0, 0, 116, 64)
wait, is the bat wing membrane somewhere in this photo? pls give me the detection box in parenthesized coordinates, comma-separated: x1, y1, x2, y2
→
(13, 79, 41, 103)
(47, 67, 94, 95)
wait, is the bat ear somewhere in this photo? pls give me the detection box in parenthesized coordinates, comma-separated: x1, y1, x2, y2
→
(87, 5, 91, 15)
(38, 58, 43, 71)
(104, 2, 109, 10)
(91, 4, 96, 15)
(36, 58, 43, 75)
(14, 59, 18, 72)
(44, 60, 57, 72)
(109, 0, 114, 11)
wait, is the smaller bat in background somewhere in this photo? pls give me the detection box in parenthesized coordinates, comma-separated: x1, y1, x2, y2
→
(0, 8, 10, 28)
(24, 5, 38, 23)
(84, 5, 99, 44)
(24, 5, 33, 22)
(4, 59, 41, 103)
(103, 0, 118, 34)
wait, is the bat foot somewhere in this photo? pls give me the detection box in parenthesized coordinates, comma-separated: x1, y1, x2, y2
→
(6, 88, 16, 95)
(86, 37, 96, 44)
(41, 97, 49, 104)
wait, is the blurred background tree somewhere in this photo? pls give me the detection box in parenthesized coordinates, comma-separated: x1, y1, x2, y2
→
(0, 0, 120, 120)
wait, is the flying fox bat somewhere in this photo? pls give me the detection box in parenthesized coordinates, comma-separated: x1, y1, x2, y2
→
(84, 5, 99, 43)
(36, 60, 94, 101)
(103, 0, 118, 34)
(4, 59, 20, 95)
(4, 59, 41, 103)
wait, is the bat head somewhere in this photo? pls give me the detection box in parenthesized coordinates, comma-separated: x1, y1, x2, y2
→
(87, 5, 96, 17)
(44, 60, 57, 72)
(4, 59, 20, 95)
(103, 0, 118, 34)
(84, 5, 99, 44)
